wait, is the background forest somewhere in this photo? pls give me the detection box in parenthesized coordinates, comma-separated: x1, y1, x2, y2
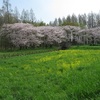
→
(0, 0, 100, 28)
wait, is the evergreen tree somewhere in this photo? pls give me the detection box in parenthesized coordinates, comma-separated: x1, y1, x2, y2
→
(30, 8, 36, 23)
(21, 9, 26, 23)
(0, 9, 4, 26)
(66, 15, 71, 25)
(96, 11, 100, 26)
(88, 12, 96, 28)
(13, 7, 20, 23)
(2, 0, 12, 24)
(62, 17, 67, 26)
(71, 14, 78, 26)
(53, 18, 58, 26)
(58, 17, 62, 26)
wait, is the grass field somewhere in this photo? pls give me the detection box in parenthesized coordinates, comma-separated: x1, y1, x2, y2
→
(0, 46, 100, 100)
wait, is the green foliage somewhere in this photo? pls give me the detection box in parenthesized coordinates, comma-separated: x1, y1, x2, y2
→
(0, 31, 13, 50)
(0, 46, 100, 100)
(33, 21, 46, 26)
(66, 22, 79, 26)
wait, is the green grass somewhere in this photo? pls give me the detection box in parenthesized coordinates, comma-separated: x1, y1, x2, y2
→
(70, 45, 100, 50)
(0, 46, 100, 100)
(0, 48, 57, 59)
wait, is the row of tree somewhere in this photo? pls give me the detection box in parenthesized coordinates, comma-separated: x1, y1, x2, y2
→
(49, 12, 100, 28)
(1, 0, 100, 28)
(0, 0, 46, 27)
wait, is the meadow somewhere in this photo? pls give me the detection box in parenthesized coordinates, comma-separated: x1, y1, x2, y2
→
(0, 46, 100, 100)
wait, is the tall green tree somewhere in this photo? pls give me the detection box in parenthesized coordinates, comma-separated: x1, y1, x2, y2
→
(0, 9, 4, 26)
(13, 7, 20, 23)
(62, 17, 67, 26)
(21, 9, 30, 23)
(96, 11, 100, 26)
(2, 0, 12, 24)
(30, 8, 35, 23)
(20, 9, 26, 23)
(53, 18, 58, 26)
(71, 14, 78, 26)
(58, 17, 62, 26)
(88, 12, 96, 28)
(66, 15, 71, 25)
(78, 14, 87, 27)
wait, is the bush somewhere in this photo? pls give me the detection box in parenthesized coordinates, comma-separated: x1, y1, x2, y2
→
(59, 41, 71, 50)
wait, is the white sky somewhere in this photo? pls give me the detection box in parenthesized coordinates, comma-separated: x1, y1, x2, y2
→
(51, 0, 100, 17)
(0, 0, 100, 23)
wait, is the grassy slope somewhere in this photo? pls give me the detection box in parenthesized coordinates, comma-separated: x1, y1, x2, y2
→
(0, 46, 100, 100)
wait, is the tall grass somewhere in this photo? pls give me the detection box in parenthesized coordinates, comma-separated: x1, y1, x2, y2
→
(0, 46, 100, 100)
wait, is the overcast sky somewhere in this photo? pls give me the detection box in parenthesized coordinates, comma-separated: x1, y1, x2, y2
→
(0, 0, 100, 23)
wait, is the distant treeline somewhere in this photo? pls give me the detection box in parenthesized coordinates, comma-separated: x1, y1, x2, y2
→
(0, 0, 100, 28)
(50, 12, 100, 28)
(0, 0, 46, 27)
